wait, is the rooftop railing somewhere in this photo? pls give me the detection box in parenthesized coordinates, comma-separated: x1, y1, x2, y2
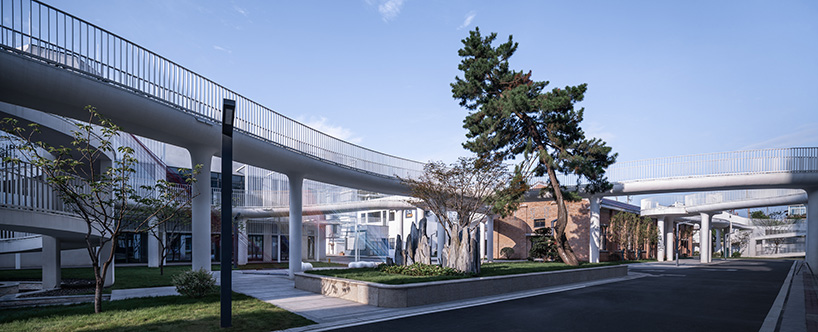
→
(0, 0, 425, 180)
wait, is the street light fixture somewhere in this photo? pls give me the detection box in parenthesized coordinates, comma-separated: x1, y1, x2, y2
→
(220, 99, 236, 328)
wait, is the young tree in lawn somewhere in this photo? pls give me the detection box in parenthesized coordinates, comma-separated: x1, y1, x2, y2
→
(143, 174, 198, 276)
(400, 157, 518, 274)
(2, 106, 196, 313)
(451, 28, 617, 266)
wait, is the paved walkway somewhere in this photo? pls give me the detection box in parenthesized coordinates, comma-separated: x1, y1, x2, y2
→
(105, 259, 814, 332)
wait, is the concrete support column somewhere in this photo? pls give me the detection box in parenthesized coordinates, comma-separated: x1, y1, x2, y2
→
(589, 196, 601, 263)
(237, 218, 248, 266)
(806, 188, 818, 269)
(41, 235, 61, 289)
(148, 218, 162, 268)
(714, 229, 722, 256)
(665, 218, 675, 261)
(263, 233, 273, 262)
(722, 231, 728, 258)
(101, 240, 115, 287)
(656, 216, 666, 262)
(700, 212, 712, 264)
(486, 215, 494, 262)
(189, 146, 215, 272)
(398, 209, 405, 242)
(437, 214, 445, 260)
(288, 174, 304, 278)
(480, 222, 486, 259)
(318, 224, 326, 261)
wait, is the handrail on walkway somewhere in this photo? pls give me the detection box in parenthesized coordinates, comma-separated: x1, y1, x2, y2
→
(0, 0, 425, 180)
(531, 147, 818, 186)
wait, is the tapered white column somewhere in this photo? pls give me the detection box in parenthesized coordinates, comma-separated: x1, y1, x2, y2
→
(480, 222, 486, 259)
(237, 218, 248, 266)
(700, 212, 712, 263)
(657, 216, 666, 262)
(318, 224, 327, 261)
(288, 174, 304, 278)
(589, 196, 601, 263)
(41, 235, 61, 289)
(189, 146, 215, 272)
(436, 215, 445, 260)
(806, 188, 818, 269)
(486, 215, 494, 262)
(101, 240, 115, 287)
(665, 218, 675, 261)
(148, 218, 162, 268)
(714, 229, 722, 255)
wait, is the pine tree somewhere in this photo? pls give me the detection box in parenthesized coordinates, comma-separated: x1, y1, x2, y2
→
(451, 28, 617, 265)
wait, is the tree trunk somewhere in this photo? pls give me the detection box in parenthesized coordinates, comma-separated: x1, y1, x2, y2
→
(545, 165, 579, 266)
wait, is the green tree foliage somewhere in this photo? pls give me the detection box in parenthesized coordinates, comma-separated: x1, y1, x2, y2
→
(529, 227, 561, 262)
(500, 247, 515, 259)
(1, 106, 197, 313)
(610, 212, 655, 260)
(451, 28, 617, 266)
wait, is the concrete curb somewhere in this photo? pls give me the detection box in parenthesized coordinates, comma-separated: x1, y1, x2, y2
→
(295, 265, 628, 308)
(760, 260, 797, 332)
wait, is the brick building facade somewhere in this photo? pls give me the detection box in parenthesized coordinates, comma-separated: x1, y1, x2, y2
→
(492, 196, 670, 262)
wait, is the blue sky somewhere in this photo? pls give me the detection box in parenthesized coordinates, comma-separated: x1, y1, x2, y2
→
(46, 0, 818, 165)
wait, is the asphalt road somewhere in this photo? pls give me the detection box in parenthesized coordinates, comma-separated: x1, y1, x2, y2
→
(331, 260, 793, 332)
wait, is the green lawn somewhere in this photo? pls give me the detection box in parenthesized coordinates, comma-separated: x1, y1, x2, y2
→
(308, 260, 646, 285)
(0, 265, 210, 290)
(0, 292, 314, 332)
(0, 261, 344, 289)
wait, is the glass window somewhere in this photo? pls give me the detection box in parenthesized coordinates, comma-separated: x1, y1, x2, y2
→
(248, 235, 263, 261)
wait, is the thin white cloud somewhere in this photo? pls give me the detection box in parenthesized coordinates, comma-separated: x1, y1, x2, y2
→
(302, 116, 364, 144)
(213, 45, 232, 54)
(584, 121, 616, 143)
(458, 11, 476, 30)
(739, 123, 818, 150)
(233, 5, 248, 17)
(366, 0, 405, 22)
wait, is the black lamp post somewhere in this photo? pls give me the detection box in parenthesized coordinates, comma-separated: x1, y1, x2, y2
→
(221, 99, 236, 328)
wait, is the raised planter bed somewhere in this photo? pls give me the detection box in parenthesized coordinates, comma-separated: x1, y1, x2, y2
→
(295, 264, 627, 308)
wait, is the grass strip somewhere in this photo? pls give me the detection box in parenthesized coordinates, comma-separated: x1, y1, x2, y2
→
(0, 292, 314, 332)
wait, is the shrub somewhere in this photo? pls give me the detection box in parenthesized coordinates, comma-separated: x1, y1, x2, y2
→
(500, 247, 515, 259)
(528, 228, 561, 262)
(731, 251, 742, 258)
(172, 268, 217, 298)
(379, 263, 464, 277)
(712, 252, 723, 258)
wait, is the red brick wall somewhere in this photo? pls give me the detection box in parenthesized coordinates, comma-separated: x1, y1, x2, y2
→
(496, 199, 592, 262)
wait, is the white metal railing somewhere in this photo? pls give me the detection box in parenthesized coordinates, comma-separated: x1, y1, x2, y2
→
(640, 189, 806, 210)
(0, 0, 425, 180)
(531, 147, 818, 187)
(0, 159, 80, 215)
(606, 147, 818, 183)
(0, 229, 35, 239)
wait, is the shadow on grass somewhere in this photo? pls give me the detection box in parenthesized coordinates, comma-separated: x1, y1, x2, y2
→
(0, 292, 315, 332)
